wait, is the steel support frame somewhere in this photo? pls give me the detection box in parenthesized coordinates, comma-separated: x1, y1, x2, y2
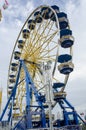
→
(1, 59, 86, 129)
(19, 60, 46, 129)
(58, 98, 79, 126)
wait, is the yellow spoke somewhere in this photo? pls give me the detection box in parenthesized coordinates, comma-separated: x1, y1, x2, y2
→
(27, 20, 51, 55)
(40, 33, 58, 55)
(28, 20, 54, 55)
(41, 45, 58, 58)
(30, 20, 45, 44)
(24, 21, 43, 55)
(29, 30, 58, 58)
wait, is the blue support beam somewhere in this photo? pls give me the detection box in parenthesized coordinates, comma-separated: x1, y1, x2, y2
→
(21, 60, 43, 106)
(73, 111, 79, 124)
(0, 62, 22, 121)
(20, 60, 46, 128)
(0, 92, 13, 121)
(12, 115, 25, 130)
(57, 98, 80, 126)
(64, 98, 74, 110)
(77, 114, 86, 124)
(63, 110, 69, 125)
(7, 105, 12, 122)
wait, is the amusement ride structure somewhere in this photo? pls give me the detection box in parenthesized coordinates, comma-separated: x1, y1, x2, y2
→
(0, 4, 85, 130)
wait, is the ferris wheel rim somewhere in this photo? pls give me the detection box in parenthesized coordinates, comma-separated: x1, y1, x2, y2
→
(7, 5, 74, 117)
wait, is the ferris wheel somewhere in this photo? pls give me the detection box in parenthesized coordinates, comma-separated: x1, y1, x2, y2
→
(7, 5, 74, 119)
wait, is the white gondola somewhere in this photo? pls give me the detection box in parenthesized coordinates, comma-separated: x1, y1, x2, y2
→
(22, 29, 30, 39)
(14, 51, 21, 60)
(28, 20, 36, 30)
(18, 40, 25, 49)
(58, 62, 74, 75)
(34, 11, 43, 23)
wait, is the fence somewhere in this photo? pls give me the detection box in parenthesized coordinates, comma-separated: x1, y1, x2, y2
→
(0, 121, 82, 130)
(0, 121, 10, 130)
(29, 125, 82, 130)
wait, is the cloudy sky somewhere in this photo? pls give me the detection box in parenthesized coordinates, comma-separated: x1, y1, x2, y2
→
(0, 0, 86, 114)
